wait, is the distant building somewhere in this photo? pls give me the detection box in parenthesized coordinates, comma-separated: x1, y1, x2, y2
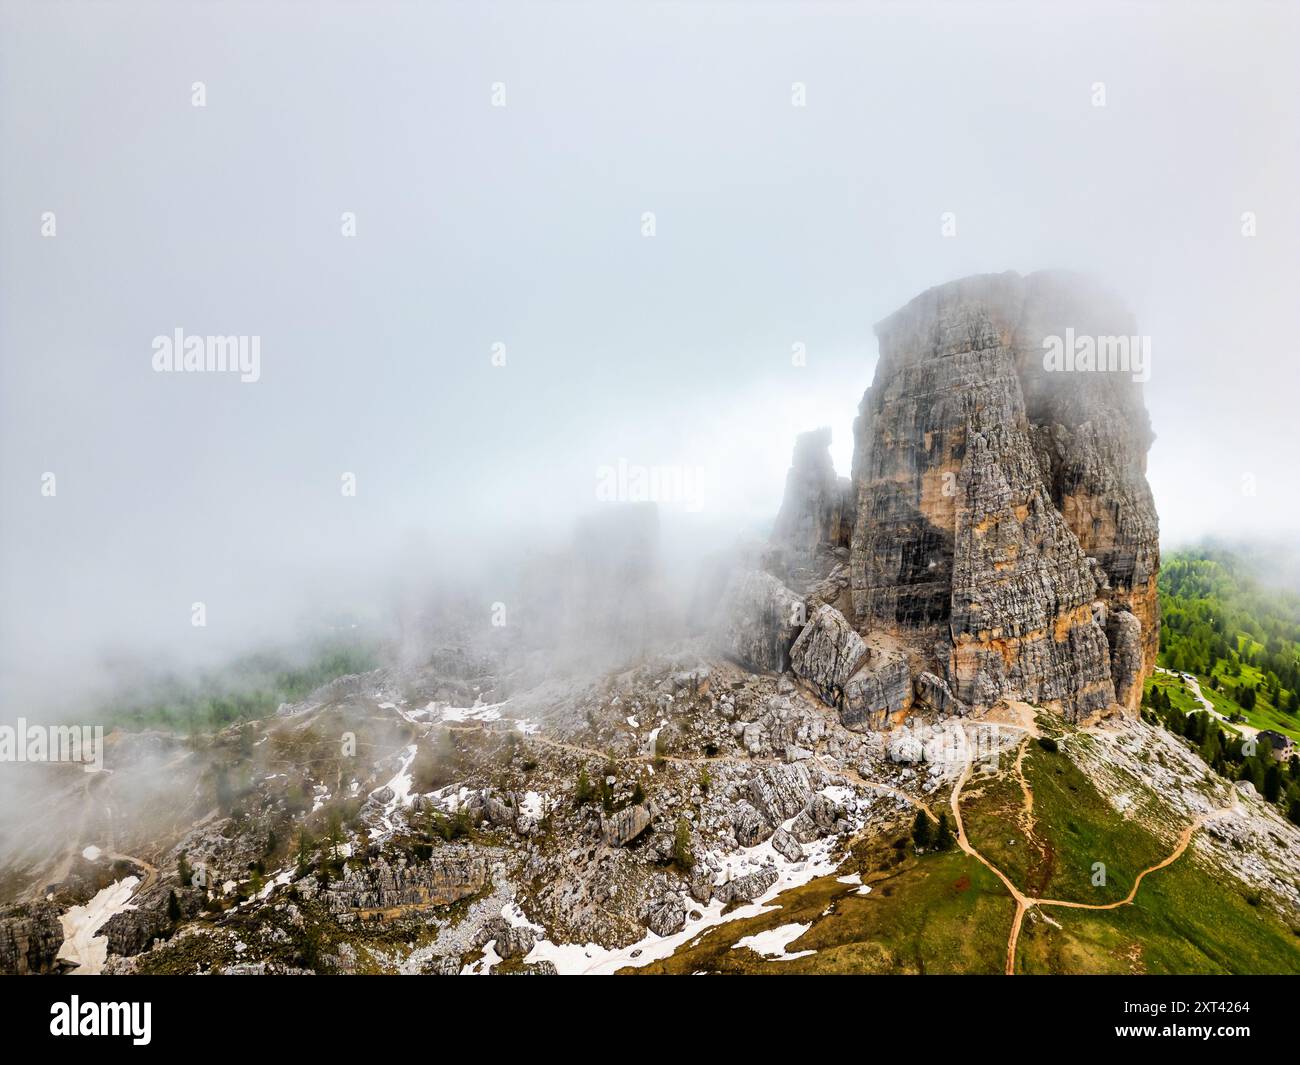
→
(1256, 730, 1295, 761)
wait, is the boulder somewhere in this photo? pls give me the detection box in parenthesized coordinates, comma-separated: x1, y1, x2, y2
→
(643, 894, 687, 938)
(842, 658, 913, 731)
(789, 794, 842, 842)
(889, 731, 925, 764)
(747, 764, 813, 825)
(913, 671, 967, 717)
(789, 604, 869, 706)
(731, 801, 772, 847)
(715, 867, 779, 905)
(771, 828, 803, 862)
(504, 960, 559, 975)
(496, 924, 537, 960)
(688, 868, 715, 904)
(483, 794, 516, 827)
(600, 804, 652, 847)
(713, 570, 805, 673)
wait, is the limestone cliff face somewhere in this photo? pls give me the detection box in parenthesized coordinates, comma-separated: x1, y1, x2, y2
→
(845, 271, 1159, 720)
(772, 428, 854, 562)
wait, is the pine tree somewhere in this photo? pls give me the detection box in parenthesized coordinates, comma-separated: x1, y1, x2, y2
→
(933, 813, 955, 852)
(295, 827, 314, 874)
(1264, 762, 1283, 803)
(672, 817, 694, 871)
(911, 810, 932, 850)
(177, 850, 192, 887)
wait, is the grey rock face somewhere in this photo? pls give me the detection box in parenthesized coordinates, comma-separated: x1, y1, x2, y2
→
(0, 901, 63, 975)
(323, 851, 487, 913)
(688, 867, 715, 904)
(747, 764, 813, 825)
(789, 604, 869, 706)
(715, 867, 780, 905)
(770, 828, 804, 862)
(848, 271, 1159, 720)
(841, 657, 912, 731)
(600, 804, 652, 847)
(491, 922, 537, 959)
(731, 801, 772, 847)
(712, 570, 805, 673)
(787, 793, 845, 845)
(772, 428, 854, 562)
(1105, 609, 1144, 714)
(643, 894, 687, 937)
(913, 670, 967, 717)
(101, 908, 169, 957)
(505, 960, 559, 975)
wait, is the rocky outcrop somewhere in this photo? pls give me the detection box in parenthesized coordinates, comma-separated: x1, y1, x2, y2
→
(746, 764, 813, 825)
(713, 570, 804, 673)
(771, 827, 804, 862)
(643, 894, 687, 937)
(732, 801, 771, 847)
(479, 920, 537, 959)
(847, 271, 1159, 720)
(789, 604, 869, 705)
(842, 657, 912, 731)
(913, 670, 966, 717)
(323, 851, 488, 913)
(0, 901, 63, 975)
(1105, 608, 1144, 713)
(101, 909, 169, 957)
(600, 804, 652, 847)
(772, 428, 854, 562)
(714, 867, 779, 905)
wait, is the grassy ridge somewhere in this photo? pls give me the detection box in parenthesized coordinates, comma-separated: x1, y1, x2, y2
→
(1017, 855, 1300, 974)
(956, 733, 1300, 973)
(636, 838, 1012, 975)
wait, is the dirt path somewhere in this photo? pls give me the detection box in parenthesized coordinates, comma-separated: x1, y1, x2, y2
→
(948, 755, 1033, 973)
(107, 852, 159, 896)
(948, 723, 1234, 974)
(1035, 807, 1223, 911)
(1011, 737, 1039, 843)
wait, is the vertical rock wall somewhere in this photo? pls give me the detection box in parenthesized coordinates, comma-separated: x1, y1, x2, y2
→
(844, 271, 1159, 720)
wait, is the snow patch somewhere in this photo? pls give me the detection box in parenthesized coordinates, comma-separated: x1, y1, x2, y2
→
(57, 877, 139, 975)
(525, 831, 842, 974)
(733, 922, 816, 960)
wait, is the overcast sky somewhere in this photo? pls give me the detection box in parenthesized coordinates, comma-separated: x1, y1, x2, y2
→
(2, 1, 1297, 709)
